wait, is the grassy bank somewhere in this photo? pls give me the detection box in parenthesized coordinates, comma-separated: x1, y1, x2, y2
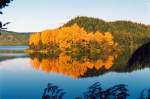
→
(0, 30, 29, 45)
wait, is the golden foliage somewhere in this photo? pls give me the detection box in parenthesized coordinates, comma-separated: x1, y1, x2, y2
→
(29, 24, 118, 79)
(29, 32, 41, 45)
(28, 24, 117, 51)
(30, 54, 115, 79)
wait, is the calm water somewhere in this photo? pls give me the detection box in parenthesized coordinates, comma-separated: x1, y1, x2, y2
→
(0, 46, 28, 51)
(0, 46, 150, 99)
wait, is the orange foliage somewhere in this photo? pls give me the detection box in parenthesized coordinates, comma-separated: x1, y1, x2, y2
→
(29, 32, 41, 45)
(29, 24, 118, 79)
(30, 54, 114, 79)
(29, 24, 117, 51)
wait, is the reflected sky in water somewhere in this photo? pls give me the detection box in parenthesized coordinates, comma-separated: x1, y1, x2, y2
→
(1, 57, 150, 99)
(0, 46, 28, 51)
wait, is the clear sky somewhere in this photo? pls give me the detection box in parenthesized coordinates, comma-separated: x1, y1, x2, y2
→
(0, 0, 150, 32)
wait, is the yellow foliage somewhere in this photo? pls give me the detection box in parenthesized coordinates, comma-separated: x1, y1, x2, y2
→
(29, 32, 41, 45)
(94, 31, 104, 42)
(30, 54, 115, 79)
(29, 24, 117, 52)
(28, 24, 118, 79)
(103, 32, 114, 45)
(104, 56, 114, 70)
(41, 29, 58, 44)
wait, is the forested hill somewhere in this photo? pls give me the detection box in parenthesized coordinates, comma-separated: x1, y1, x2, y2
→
(0, 16, 150, 46)
(63, 16, 150, 49)
(63, 16, 149, 34)
(0, 30, 29, 45)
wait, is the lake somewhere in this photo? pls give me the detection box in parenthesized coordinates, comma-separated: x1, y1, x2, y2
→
(0, 46, 28, 51)
(0, 46, 150, 99)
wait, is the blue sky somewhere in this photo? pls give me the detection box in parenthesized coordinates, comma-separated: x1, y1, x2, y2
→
(0, 0, 150, 32)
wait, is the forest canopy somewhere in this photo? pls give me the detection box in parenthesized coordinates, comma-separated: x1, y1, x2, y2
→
(63, 16, 150, 50)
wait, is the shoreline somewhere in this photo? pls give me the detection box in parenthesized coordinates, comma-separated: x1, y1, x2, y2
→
(0, 50, 25, 53)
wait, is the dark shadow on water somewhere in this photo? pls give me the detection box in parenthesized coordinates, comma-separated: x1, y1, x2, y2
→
(42, 83, 66, 99)
(128, 42, 150, 67)
(42, 82, 129, 99)
(139, 88, 150, 99)
(42, 82, 150, 99)
(81, 82, 129, 99)
(0, 53, 29, 62)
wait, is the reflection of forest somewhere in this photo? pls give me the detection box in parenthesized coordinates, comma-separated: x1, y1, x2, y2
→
(128, 42, 150, 67)
(29, 42, 150, 78)
(30, 53, 115, 79)
(42, 82, 150, 99)
(0, 54, 28, 62)
(30, 40, 150, 78)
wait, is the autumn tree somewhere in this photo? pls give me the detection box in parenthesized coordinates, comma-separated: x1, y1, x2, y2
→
(28, 23, 118, 58)
(29, 32, 41, 46)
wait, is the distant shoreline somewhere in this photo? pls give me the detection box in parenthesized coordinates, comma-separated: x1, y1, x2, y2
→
(0, 50, 25, 53)
(0, 45, 28, 53)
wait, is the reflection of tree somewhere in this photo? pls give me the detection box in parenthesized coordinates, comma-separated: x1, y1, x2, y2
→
(42, 83, 66, 99)
(29, 48, 150, 79)
(82, 82, 129, 99)
(0, 55, 27, 62)
(128, 42, 150, 67)
(29, 42, 150, 78)
(30, 53, 115, 79)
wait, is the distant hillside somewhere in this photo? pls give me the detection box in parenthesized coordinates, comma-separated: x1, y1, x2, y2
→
(0, 30, 29, 45)
(0, 16, 150, 47)
(63, 16, 150, 49)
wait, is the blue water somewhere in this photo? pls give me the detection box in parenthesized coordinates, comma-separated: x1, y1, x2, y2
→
(1, 57, 150, 99)
(0, 45, 149, 99)
(0, 46, 28, 51)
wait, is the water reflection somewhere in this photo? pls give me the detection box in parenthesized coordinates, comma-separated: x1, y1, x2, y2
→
(28, 44, 150, 79)
(30, 53, 115, 79)
(0, 53, 28, 62)
(128, 42, 150, 66)
(1, 54, 150, 99)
